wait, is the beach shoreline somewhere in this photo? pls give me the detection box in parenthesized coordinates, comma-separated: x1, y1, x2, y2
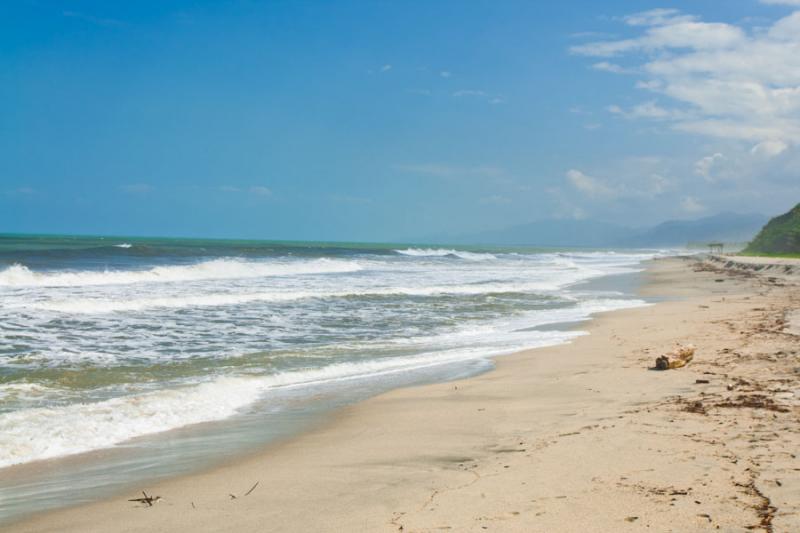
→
(8, 256, 800, 532)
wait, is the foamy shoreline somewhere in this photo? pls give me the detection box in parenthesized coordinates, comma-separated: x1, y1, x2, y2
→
(1, 248, 656, 475)
(8, 256, 800, 531)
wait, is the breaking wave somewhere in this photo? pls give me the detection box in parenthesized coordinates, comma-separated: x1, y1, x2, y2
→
(0, 258, 362, 288)
(394, 248, 496, 261)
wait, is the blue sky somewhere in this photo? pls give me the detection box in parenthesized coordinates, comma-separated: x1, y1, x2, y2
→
(2, 0, 800, 241)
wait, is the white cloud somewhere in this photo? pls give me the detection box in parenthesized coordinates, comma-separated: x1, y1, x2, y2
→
(591, 61, 631, 74)
(566, 169, 615, 198)
(751, 139, 788, 157)
(607, 100, 686, 120)
(635, 80, 661, 90)
(622, 9, 695, 27)
(249, 186, 272, 196)
(694, 153, 725, 181)
(760, 0, 800, 5)
(628, 101, 672, 119)
(380, 64, 392, 72)
(572, 9, 800, 149)
(561, 156, 675, 210)
(572, 10, 745, 57)
(440, 71, 451, 78)
(680, 196, 706, 213)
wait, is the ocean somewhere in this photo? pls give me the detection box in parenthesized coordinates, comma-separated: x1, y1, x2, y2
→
(0, 234, 665, 521)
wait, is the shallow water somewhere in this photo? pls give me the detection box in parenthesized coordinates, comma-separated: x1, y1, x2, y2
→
(0, 235, 668, 522)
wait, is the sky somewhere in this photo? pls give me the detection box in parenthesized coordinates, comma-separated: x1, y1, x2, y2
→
(2, 0, 800, 241)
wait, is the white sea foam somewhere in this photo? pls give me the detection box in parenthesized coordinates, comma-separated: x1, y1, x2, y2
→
(0, 293, 652, 467)
(113, 243, 132, 249)
(0, 258, 362, 288)
(0, 246, 662, 469)
(378, 298, 649, 349)
(394, 248, 497, 261)
(0, 329, 579, 468)
(21, 280, 598, 314)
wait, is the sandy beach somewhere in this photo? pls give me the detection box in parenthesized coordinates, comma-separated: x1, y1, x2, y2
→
(7, 256, 800, 532)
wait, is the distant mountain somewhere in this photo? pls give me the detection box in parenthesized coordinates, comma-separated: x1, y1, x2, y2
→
(424, 212, 768, 248)
(744, 203, 800, 255)
(620, 212, 769, 248)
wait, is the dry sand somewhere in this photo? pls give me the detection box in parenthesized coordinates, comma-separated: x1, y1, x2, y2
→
(7, 257, 800, 532)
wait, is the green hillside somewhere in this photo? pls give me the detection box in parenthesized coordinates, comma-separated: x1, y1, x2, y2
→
(743, 203, 800, 255)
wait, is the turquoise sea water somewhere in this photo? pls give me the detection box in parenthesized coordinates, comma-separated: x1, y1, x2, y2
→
(0, 234, 664, 522)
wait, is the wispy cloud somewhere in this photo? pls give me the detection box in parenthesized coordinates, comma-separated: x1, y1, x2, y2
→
(439, 70, 452, 78)
(680, 196, 706, 213)
(572, 8, 800, 153)
(249, 186, 272, 196)
(607, 101, 688, 121)
(751, 139, 788, 157)
(694, 153, 725, 182)
(565, 162, 672, 202)
(591, 61, 633, 74)
(566, 169, 615, 198)
(380, 64, 392, 72)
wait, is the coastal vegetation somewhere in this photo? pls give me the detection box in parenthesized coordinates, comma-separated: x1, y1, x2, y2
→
(743, 203, 800, 256)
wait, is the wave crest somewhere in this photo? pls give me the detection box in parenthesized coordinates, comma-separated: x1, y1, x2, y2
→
(0, 258, 362, 288)
(394, 248, 496, 261)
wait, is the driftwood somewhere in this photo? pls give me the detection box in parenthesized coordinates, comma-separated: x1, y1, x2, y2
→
(655, 344, 695, 370)
(229, 481, 260, 500)
(128, 491, 161, 507)
(245, 481, 259, 496)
